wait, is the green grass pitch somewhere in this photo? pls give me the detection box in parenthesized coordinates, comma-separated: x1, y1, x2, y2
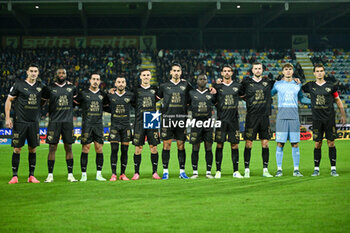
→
(0, 140, 350, 233)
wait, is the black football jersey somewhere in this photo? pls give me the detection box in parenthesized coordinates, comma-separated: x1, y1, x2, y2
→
(42, 82, 77, 122)
(302, 81, 337, 120)
(188, 89, 215, 120)
(132, 85, 158, 122)
(239, 77, 273, 116)
(214, 80, 241, 121)
(9, 79, 44, 123)
(158, 80, 192, 117)
(106, 90, 134, 127)
(76, 89, 107, 125)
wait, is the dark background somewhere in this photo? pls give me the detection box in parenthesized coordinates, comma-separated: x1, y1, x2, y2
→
(1, 0, 350, 49)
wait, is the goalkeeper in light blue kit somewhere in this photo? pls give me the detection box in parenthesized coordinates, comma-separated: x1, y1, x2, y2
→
(271, 63, 310, 177)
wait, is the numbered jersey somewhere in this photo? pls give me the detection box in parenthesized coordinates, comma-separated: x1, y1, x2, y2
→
(302, 81, 337, 120)
(42, 82, 77, 123)
(239, 77, 273, 116)
(76, 89, 107, 125)
(9, 79, 44, 123)
(106, 91, 134, 128)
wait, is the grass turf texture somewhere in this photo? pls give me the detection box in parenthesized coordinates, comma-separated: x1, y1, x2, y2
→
(0, 140, 350, 233)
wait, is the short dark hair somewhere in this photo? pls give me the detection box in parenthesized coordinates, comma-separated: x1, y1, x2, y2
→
(221, 64, 233, 72)
(27, 63, 39, 70)
(197, 73, 207, 79)
(90, 73, 101, 79)
(313, 64, 325, 72)
(139, 68, 151, 75)
(116, 76, 126, 80)
(171, 63, 182, 70)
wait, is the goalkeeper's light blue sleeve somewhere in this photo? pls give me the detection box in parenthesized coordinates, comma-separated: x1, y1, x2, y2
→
(298, 89, 311, 105)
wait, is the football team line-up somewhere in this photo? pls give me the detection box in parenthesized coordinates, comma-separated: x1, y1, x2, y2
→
(5, 61, 346, 184)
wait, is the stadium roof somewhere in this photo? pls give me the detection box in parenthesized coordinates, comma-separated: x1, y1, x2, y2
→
(1, 0, 350, 36)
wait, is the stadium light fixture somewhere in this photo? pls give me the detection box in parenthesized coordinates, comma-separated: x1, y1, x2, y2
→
(148, 0, 152, 10)
(217, 0, 221, 10)
(285, 1, 289, 11)
(7, 1, 12, 11)
(78, 2, 83, 11)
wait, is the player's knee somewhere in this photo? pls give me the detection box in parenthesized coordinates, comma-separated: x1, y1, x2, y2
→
(245, 140, 252, 148)
(14, 147, 21, 154)
(192, 145, 200, 152)
(327, 140, 335, 147)
(163, 141, 171, 150)
(28, 147, 36, 153)
(205, 144, 212, 151)
(96, 146, 103, 154)
(231, 144, 238, 149)
(135, 146, 143, 155)
(64, 143, 72, 152)
(277, 143, 285, 148)
(150, 146, 158, 154)
(177, 140, 185, 150)
(315, 141, 322, 149)
(216, 143, 223, 149)
(291, 143, 298, 148)
(261, 140, 269, 148)
(49, 144, 58, 152)
(82, 144, 90, 153)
